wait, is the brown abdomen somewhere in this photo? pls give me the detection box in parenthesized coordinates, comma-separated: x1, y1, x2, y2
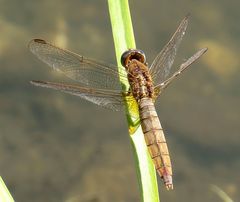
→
(139, 98, 173, 189)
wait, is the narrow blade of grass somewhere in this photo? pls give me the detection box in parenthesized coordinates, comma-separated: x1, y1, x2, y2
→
(0, 177, 14, 202)
(211, 184, 234, 202)
(108, 0, 160, 201)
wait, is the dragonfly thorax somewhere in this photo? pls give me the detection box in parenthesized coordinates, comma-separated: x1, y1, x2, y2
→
(126, 59, 154, 101)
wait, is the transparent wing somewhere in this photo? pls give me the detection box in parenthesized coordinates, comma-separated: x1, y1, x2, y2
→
(30, 80, 128, 111)
(149, 15, 189, 85)
(29, 39, 127, 90)
(153, 48, 208, 98)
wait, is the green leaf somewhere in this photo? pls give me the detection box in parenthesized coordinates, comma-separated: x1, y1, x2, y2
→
(0, 177, 14, 202)
(108, 0, 160, 201)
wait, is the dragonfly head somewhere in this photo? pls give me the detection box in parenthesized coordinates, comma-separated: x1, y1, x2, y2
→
(121, 49, 146, 68)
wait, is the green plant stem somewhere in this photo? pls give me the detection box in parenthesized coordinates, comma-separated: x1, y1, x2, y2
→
(108, 0, 160, 201)
(211, 185, 234, 202)
(0, 177, 14, 202)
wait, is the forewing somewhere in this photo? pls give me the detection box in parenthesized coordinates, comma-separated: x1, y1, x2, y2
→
(30, 80, 127, 111)
(149, 15, 189, 85)
(29, 39, 127, 90)
(153, 48, 208, 97)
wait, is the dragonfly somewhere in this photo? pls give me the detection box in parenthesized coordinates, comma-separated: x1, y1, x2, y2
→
(29, 15, 207, 190)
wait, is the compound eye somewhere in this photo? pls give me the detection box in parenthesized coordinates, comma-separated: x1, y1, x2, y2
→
(121, 49, 146, 67)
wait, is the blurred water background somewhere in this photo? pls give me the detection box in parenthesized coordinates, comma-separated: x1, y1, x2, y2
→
(0, 0, 239, 201)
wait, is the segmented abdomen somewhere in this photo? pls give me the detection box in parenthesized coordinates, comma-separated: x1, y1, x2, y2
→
(139, 98, 173, 189)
